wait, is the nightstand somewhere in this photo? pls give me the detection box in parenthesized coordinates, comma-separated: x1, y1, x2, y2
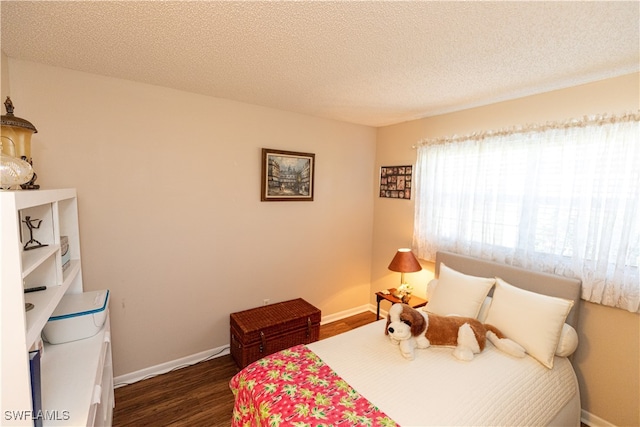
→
(375, 288, 427, 320)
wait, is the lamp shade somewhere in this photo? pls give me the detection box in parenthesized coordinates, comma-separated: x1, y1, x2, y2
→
(388, 248, 422, 273)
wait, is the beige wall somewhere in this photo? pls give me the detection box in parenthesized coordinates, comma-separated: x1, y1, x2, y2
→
(6, 58, 376, 377)
(373, 72, 640, 426)
(1, 51, 9, 100)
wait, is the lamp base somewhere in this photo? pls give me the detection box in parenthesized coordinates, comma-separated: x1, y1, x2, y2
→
(20, 160, 39, 190)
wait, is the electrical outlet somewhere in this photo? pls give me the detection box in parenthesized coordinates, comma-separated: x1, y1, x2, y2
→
(263, 299, 270, 306)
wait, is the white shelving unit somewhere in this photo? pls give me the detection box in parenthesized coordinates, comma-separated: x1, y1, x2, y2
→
(1, 189, 113, 426)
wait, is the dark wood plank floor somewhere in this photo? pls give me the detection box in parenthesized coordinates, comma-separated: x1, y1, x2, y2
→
(112, 311, 378, 427)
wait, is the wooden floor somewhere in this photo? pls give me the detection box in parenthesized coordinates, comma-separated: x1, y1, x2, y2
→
(112, 311, 378, 426)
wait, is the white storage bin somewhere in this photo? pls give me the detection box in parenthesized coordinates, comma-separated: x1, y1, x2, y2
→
(43, 290, 110, 344)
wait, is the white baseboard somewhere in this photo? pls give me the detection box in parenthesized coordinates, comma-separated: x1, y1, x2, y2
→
(320, 304, 374, 324)
(581, 409, 615, 427)
(115, 305, 381, 388)
(114, 344, 230, 388)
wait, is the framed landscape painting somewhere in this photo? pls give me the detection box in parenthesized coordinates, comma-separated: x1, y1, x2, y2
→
(261, 148, 315, 201)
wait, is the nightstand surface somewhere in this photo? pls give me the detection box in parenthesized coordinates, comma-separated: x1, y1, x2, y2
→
(375, 288, 427, 320)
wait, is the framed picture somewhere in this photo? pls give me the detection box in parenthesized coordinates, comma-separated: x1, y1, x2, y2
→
(261, 148, 315, 201)
(379, 165, 412, 199)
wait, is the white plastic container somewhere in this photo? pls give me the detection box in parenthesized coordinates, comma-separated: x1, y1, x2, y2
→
(43, 290, 110, 344)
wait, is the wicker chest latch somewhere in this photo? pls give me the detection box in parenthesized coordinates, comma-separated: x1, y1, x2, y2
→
(259, 331, 266, 353)
(254, 318, 311, 354)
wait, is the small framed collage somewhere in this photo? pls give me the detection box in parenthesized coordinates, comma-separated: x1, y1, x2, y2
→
(379, 165, 412, 199)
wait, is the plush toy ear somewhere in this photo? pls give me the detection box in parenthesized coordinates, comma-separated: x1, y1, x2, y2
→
(385, 313, 391, 335)
(409, 307, 426, 336)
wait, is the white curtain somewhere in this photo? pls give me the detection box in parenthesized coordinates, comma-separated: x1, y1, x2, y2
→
(413, 112, 640, 312)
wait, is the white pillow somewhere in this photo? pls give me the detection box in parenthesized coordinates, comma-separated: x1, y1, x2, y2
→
(425, 278, 439, 301)
(479, 296, 578, 357)
(484, 278, 574, 368)
(555, 323, 579, 357)
(476, 296, 492, 322)
(425, 263, 495, 318)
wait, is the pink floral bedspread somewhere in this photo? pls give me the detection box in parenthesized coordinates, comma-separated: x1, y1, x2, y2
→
(229, 345, 398, 426)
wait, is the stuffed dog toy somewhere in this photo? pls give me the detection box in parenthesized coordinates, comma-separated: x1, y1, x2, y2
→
(385, 303, 526, 361)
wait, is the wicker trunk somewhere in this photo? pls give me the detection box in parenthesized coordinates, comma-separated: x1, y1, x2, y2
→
(230, 298, 321, 369)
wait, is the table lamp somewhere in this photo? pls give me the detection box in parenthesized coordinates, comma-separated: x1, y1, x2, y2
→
(388, 248, 422, 286)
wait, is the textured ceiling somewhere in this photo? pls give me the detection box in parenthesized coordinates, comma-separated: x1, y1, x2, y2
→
(1, 1, 638, 127)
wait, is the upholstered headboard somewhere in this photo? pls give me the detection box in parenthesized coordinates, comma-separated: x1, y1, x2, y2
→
(435, 251, 582, 328)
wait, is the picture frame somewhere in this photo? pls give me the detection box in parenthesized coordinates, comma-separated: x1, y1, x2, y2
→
(261, 148, 315, 201)
(379, 165, 412, 199)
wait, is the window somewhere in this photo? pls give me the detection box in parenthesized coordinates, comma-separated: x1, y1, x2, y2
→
(413, 112, 639, 312)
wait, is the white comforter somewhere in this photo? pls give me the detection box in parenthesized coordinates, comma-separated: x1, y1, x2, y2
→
(307, 319, 578, 427)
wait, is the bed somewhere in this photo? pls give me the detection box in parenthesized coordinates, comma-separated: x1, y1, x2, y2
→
(230, 251, 582, 426)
